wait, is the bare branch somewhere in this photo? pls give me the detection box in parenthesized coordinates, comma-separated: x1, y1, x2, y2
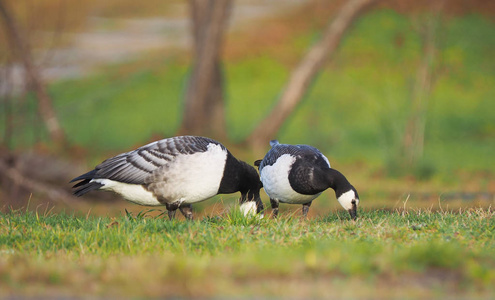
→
(0, 0, 66, 146)
(401, 0, 444, 166)
(246, 0, 377, 149)
(0, 157, 75, 205)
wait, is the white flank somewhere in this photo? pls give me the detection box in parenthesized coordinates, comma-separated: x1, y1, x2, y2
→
(337, 190, 359, 210)
(153, 143, 227, 204)
(94, 143, 227, 206)
(95, 179, 162, 206)
(261, 154, 321, 204)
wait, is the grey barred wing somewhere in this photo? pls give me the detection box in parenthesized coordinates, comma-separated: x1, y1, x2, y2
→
(260, 143, 330, 170)
(92, 136, 224, 185)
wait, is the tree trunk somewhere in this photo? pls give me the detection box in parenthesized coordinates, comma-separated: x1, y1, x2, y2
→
(0, 0, 66, 146)
(245, 0, 376, 149)
(179, 0, 231, 139)
(402, 1, 443, 166)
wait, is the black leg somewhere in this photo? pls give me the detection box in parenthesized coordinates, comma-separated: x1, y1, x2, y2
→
(270, 198, 279, 218)
(167, 210, 176, 220)
(302, 201, 312, 218)
(179, 203, 193, 220)
(165, 203, 179, 220)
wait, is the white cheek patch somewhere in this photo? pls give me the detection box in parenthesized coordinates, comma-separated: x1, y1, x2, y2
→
(240, 201, 257, 217)
(337, 190, 359, 210)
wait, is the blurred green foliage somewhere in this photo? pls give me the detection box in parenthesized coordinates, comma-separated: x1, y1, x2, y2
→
(1, 10, 494, 178)
(52, 61, 187, 150)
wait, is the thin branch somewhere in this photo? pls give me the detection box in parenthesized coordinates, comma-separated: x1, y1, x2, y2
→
(0, 157, 75, 205)
(245, 0, 377, 149)
(0, 0, 66, 145)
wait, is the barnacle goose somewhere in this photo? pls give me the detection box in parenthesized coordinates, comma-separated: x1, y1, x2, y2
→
(255, 140, 359, 219)
(71, 136, 264, 220)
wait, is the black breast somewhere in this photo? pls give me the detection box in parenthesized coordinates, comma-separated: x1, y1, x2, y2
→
(288, 153, 331, 195)
(217, 151, 241, 194)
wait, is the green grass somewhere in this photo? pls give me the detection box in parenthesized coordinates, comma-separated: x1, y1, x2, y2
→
(1, 6, 493, 299)
(1, 207, 494, 298)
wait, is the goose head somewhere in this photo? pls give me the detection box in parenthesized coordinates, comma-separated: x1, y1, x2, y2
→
(238, 161, 264, 217)
(336, 187, 359, 220)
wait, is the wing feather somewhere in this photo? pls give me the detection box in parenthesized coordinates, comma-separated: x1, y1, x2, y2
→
(260, 142, 330, 171)
(75, 136, 224, 185)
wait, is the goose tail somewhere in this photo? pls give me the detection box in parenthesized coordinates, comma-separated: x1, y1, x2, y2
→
(70, 169, 103, 197)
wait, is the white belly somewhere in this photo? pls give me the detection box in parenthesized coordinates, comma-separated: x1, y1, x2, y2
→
(260, 154, 321, 204)
(95, 179, 162, 206)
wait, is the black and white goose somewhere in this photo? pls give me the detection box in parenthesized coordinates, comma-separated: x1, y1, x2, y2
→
(71, 136, 264, 220)
(255, 140, 359, 220)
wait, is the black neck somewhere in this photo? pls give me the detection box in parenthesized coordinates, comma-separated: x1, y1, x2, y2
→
(324, 168, 354, 198)
(289, 163, 351, 196)
(218, 154, 263, 213)
(218, 152, 261, 195)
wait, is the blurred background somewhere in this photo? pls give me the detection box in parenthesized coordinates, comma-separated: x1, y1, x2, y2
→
(0, 0, 493, 217)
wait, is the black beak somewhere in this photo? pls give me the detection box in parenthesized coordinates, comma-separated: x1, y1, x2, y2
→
(348, 201, 358, 220)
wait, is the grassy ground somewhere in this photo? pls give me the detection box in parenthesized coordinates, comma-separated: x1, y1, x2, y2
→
(1, 206, 494, 298)
(1, 3, 494, 299)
